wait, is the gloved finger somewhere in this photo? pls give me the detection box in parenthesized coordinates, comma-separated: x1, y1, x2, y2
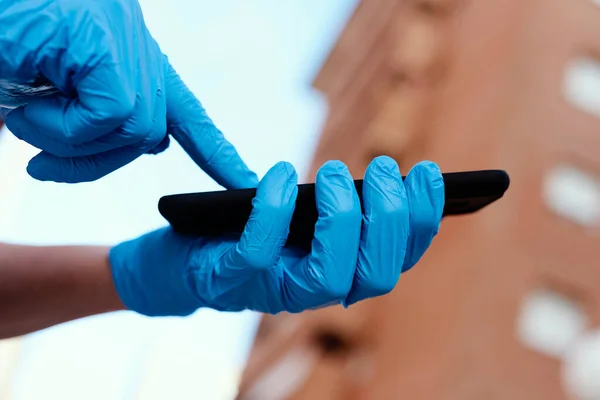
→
(282, 161, 362, 311)
(217, 162, 298, 278)
(17, 60, 137, 145)
(6, 106, 142, 157)
(344, 156, 410, 306)
(165, 60, 259, 190)
(401, 161, 445, 272)
(16, 38, 166, 158)
(25, 129, 163, 183)
(24, 76, 166, 183)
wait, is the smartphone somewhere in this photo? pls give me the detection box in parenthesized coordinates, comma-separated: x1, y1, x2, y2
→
(159, 169, 510, 251)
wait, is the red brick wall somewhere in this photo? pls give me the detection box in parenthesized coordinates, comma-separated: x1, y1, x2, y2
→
(237, 0, 600, 398)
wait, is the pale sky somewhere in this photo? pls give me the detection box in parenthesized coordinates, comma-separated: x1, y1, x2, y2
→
(0, 1, 358, 399)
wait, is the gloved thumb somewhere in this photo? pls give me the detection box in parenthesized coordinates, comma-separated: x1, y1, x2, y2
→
(164, 58, 259, 189)
(221, 161, 298, 276)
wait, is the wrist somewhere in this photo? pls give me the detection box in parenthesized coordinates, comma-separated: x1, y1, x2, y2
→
(0, 244, 125, 339)
(78, 246, 127, 315)
(32, 245, 127, 316)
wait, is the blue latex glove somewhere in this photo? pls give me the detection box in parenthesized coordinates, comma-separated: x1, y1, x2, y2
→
(0, 0, 256, 187)
(109, 157, 445, 316)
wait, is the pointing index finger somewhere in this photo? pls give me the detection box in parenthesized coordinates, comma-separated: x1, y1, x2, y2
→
(164, 61, 258, 189)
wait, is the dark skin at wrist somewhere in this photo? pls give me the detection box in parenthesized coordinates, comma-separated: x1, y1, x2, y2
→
(0, 243, 126, 340)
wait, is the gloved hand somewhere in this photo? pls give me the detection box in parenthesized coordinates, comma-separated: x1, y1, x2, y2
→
(109, 157, 445, 316)
(0, 0, 256, 187)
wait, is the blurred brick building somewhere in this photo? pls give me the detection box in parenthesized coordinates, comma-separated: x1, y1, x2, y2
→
(237, 0, 600, 399)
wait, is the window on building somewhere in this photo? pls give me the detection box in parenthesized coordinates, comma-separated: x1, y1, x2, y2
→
(562, 329, 600, 400)
(563, 57, 600, 119)
(543, 164, 600, 228)
(241, 347, 318, 400)
(516, 287, 588, 358)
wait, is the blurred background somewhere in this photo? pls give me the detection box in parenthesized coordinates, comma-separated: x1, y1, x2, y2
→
(1, 0, 600, 399)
